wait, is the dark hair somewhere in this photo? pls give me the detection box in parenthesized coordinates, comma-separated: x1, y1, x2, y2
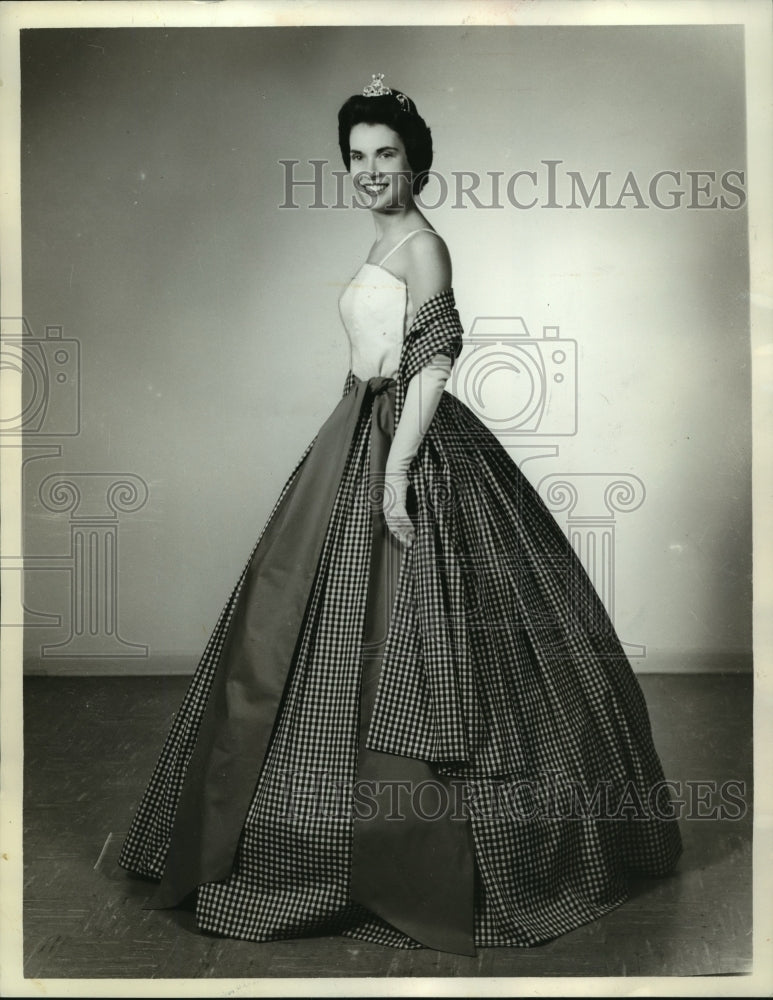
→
(337, 90, 433, 194)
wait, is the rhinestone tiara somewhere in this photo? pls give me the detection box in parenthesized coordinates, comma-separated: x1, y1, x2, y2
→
(362, 73, 413, 113)
(363, 72, 391, 97)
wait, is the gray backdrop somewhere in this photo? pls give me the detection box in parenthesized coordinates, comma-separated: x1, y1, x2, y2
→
(19, 25, 751, 674)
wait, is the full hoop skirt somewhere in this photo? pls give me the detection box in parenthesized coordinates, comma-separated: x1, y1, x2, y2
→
(119, 366, 682, 952)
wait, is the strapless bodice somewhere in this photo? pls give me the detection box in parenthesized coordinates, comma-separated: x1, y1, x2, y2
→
(338, 263, 416, 380)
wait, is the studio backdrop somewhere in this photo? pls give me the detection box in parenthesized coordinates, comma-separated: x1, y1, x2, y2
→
(17, 25, 751, 675)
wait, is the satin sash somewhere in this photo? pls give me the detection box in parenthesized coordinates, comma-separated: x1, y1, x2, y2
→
(152, 375, 475, 955)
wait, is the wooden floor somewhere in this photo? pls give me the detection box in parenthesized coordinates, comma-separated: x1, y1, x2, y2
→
(22, 673, 752, 980)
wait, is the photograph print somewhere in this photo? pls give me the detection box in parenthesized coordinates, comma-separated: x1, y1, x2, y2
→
(3, 1, 765, 992)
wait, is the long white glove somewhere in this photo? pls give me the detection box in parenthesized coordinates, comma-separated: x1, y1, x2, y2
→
(383, 353, 453, 546)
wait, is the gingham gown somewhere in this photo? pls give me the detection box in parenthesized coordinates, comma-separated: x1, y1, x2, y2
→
(119, 270, 682, 952)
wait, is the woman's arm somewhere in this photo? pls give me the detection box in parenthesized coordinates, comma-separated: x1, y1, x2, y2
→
(403, 230, 452, 311)
(383, 233, 456, 546)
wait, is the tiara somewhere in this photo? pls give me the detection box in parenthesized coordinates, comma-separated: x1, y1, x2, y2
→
(362, 72, 413, 113)
(363, 72, 391, 97)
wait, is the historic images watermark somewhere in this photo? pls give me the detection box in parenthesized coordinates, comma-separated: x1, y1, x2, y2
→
(279, 769, 748, 824)
(278, 159, 747, 211)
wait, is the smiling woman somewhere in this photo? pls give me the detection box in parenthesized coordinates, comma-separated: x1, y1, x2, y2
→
(119, 73, 682, 956)
(349, 128, 410, 204)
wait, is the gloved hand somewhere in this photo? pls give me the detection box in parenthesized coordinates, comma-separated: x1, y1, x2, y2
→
(383, 353, 453, 546)
(382, 470, 414, 547)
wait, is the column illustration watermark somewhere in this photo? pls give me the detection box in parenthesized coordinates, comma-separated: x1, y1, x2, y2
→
(35, 473, 149, 659)
(537, 473, 647, 657)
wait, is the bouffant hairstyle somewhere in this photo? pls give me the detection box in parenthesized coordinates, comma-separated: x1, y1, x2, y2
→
(337, 90, 433, 194)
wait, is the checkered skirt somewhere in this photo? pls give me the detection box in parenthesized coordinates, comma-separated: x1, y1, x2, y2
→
(119, 289, 682, 949)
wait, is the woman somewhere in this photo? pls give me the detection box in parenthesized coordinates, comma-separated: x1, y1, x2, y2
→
(119, 75, 682, 955)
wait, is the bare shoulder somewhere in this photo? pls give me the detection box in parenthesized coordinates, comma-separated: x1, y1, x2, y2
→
(403, 230, 452, 305)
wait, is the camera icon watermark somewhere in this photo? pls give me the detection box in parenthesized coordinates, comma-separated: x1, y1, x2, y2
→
(450, 316, 577, 439)
(0, 317, 80, 436)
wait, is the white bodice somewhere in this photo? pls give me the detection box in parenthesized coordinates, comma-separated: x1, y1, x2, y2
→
(338, 229, 440, 380)
(338, 263, 416, 380)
